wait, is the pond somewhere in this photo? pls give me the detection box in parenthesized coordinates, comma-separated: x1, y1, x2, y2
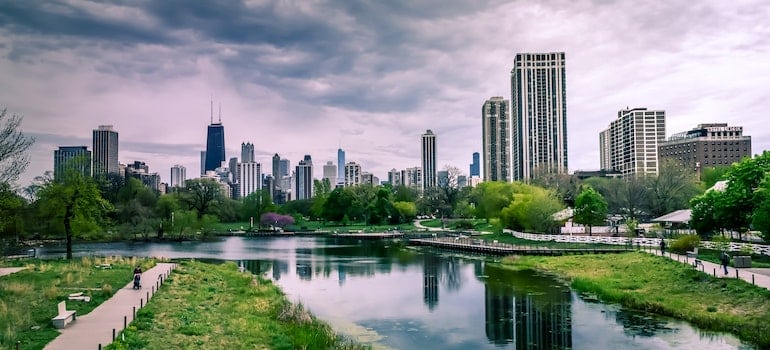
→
(37, 236, 755, 349)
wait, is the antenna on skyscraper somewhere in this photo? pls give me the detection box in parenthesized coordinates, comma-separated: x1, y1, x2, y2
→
(218, 103, 222, 123)
(210, 95, 214, 124)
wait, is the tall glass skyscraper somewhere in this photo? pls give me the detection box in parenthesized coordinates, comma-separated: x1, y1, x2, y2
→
(421, 129, 436, 190)
(511, 52, 567, 180)
(54, 146, 91, 181)
(205, 120, 225, 172)
(482, 97, 510, 182)
(470, 152, 480, 177)
(337, 148, 345, 185)
(92, 125, 119, 177)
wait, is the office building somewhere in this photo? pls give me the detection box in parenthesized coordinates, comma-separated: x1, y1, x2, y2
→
(437, 170, 449, 188)
(362, 172, 378, 186)
(92, 125, 119, 176)
(482, 97, 511, 182)
(599, 107, 666, 176)
(126, 161, 160, 192)
(228, 157, 238, 184)
(337, 148, 346, 185)
(388, 168, 403, 187)
(510, 52, 568, 180)
(204, 105, 225, 172)
(405, 166, 422, 188)
(279, 158, 290, 177)
(238, 162, 262, 199)
(241, 142, 254, 163)
(200, 151, 206, 175)
(344, 162, 362, 187)
(659, 123, 751, 174)
(470, 152, 480, 177)
(170, 165, 186, 188)
(295, 155, 313, 200)
(421, 130, 437, 190)
(323, 161, 337, 185)
(54, 146, 91, 181)
(272, 154, 281, 188)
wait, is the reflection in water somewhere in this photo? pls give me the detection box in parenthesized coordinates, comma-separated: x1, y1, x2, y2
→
(484, 264, 572, 348)
(296, 248, 312, 281)
(423, 255, 440, 311)
(272, 259, 288, 281)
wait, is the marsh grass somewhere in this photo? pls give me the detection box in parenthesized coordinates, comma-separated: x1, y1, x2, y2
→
(107, 260, 368, 350)
(503, 251, 770, 347)
(0, 257, 157, 349)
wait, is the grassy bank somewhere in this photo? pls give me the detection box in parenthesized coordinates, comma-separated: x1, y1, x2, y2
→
(0, 257, 157, 349)
(503, 252, 770, 347)
(107, 260, 365, 350)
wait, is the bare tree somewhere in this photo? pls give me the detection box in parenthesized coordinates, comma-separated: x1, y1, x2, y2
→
(0, 108, 35, 184)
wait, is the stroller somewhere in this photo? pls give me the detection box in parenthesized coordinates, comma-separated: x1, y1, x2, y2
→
(133, 273, 142, 289)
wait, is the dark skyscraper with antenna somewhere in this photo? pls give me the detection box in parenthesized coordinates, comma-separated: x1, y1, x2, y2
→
(204, 102, 225, 172)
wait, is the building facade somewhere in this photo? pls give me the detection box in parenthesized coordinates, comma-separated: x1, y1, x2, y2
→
(54, 146, 91, 181)
(337, 148, 346, 186)
(238, 162, 262, 199)
(204, 120, 225, 172)
(344, 162, 362, 187)
(470, 152, 480, 177)
(599, 108, 666, 176)
(295, 155, 313, 200)
(241, 142, 254, 163)
(92, 125, 119, 176)
(388, 168, 403, 187)
(510, 52, 568, 180)
(170, 164, 186, 188)
(323, 161, 337, 185)
(659, 123, 751, 173)
(482, 97, 511, 182)
(404, 166, 422, 188)
(421, 130, 437, 190)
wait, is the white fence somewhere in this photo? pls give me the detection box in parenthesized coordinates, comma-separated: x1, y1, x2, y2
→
(509, 230, 770, 256)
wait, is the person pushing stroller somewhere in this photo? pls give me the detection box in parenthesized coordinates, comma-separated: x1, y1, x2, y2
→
(133, 266, 142, 289)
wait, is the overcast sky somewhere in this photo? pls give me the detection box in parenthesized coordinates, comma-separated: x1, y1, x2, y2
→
(2, 0, 769, 187)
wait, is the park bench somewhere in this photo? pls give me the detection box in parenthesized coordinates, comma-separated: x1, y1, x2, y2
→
(96, 263, 112, 269)
(687, 248, 703, 268)
(52, 301, 76, 329)
(68, 292, 91, 302)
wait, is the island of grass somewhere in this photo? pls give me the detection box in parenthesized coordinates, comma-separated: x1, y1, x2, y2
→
(107, 260, 365, 350)
(502, 251, 770, 348)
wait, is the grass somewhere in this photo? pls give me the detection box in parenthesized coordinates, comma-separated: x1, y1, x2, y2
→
(695, 248, 770, 269)
(0, 256, 157, 349)
(107, 260, 367, 350)
(502, 251, 770, 347)
(478, 231, 630, 250)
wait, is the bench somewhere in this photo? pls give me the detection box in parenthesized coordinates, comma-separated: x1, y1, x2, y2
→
(52, 301, 76, 329)
(686, 248, 702, 268)
(96, 263, 112, 269)
(68, 292, 91, 302)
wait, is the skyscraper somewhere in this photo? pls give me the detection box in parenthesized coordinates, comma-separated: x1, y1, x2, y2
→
(511, 52, 568, 180)
(659, 123, 751, 176)
(54, 146, 91, 181)
(482, 97, 511, 182)
(92, 125, 119, 177)
(171, 164, 186, 188)
(470, 152, 480, 177)
(204, 104, 225, 172)
(344, 162, 362, 187)
(323, 161, 336, 184)
(241, 142, 254, 163)
(600, 108, 666, 176)
(272, 153, 280, 187)
(337, 148, 345, 185)
(238, 162, 262, 198)
(421, 130, 437, 190)
(200, 150, 206, 176)
(295, 155, 313, 200)
(279, 158, 290, 177)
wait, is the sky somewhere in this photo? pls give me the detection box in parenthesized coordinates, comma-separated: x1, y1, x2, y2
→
(2, 0, 770, 188)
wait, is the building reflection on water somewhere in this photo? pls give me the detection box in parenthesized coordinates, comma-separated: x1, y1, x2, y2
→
(423, 255, 440, 310)
(483, 264, 572, 349)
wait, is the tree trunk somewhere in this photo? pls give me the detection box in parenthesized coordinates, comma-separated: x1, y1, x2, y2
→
(64, 203, 74, 260)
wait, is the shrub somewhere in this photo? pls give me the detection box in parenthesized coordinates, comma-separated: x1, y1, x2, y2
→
(670, 234, 701, 254)
(454, 220, 474, 230)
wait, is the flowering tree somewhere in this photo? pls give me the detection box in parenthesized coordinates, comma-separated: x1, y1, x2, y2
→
(260, 212, 295, 229)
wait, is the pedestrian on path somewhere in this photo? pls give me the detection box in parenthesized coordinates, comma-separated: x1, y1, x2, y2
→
(720, 251, 730, 275)
(660, 239, 666, 255)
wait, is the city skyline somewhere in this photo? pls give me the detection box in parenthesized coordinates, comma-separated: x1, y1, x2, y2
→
(2, 1, 770, 186)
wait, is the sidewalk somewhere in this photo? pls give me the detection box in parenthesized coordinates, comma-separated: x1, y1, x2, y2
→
(650, 249, 770, 289)
(44, 263, 176, 350)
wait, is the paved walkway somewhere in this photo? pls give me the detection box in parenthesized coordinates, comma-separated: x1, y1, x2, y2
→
(650, 249, 770, 289)
(44, 263, 176, 350)
(0, 267, 26, 276)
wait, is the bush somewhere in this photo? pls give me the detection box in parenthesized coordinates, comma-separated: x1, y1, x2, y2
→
(454, 220, 474, 230)
(670, 234, 701, 254)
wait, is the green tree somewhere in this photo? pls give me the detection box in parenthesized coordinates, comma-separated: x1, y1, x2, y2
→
(0, 182, 25, 238)
(700, 166, 730, 189)
(720, 151, 770, 239)
(470, 182, 514, 221)
(752, 174, 770, 241)
(240, 190, 275, 228)
(501, 184, 564, 233)
(155, 194, 180, 239)
(573, 186, 608, 236)
(368, 187, 395, 224)
(181, 178, 223, 219)
(0, 107, 35, 184)
(646, 161, 701, 218)
(322, 187, 356, 222)
(393, 185, 419, 202)
(392, 201, 417, 223)
(36, 170, 112, 258)
(690, 189, 724, 238)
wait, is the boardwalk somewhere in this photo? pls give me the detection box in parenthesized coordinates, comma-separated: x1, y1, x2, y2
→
(409, 237, 632, 256)
(330, 232, 404, 239)
(652, 249, 770, 289)
(44, 263, 176, 350)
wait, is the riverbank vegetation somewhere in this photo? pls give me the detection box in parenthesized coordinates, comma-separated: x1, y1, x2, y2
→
(0, 257, 156, 349)
(107, 260, 365, 350)
(504, 251, 770, 347)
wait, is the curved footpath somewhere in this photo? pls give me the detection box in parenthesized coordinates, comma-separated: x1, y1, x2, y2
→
(44, 263, 176, 350)
(647, 249, 770, 288)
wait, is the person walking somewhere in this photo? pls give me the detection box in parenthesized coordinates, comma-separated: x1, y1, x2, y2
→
(659, 239, 666, 255)
(720, 251, 730, 275)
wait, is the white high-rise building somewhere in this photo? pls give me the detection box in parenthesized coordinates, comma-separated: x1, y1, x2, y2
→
(238, 162, 262, 198)
(404, 167, 422, 188)
(511, 52, 567, 180)
(323, 161, 337, 185)
(388, 168, 402, 186)
(421, 130, 436, 190)
(600, 107, 666, 176)
(482, 96, 511, 182)
(344, 162, 362, 187)
(170, 164, 186, 188)
(295, 155, 313, 200)
(92, 125, 119, 176)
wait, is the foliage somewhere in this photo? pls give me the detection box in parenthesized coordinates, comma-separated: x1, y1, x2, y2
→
(669, 234, 701, 254)
(240, 190, 275, 226)
(646, 160, 701, 218)
(392, 201, 417, 223)
(573, 186, 608, 235)
(689, 190, 723, 237)
(470, 181, 514, 221)
(180, 178, 223, 219)
(752, 174, 770, 242)
(500, 183, 564, 233)
(0, 107, 35, 184)
(700, 167, 730, 189)
(0, 182, 25, 237)
(624, 218, 639, 238)
(260, 212, 295, 229)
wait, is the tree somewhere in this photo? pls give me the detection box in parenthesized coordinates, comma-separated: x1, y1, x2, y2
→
(752, 175, 770, 242)
(573, 186, 608, 236)
(501, 184, 564, 233)
(181, 178, 223, 218)
(241, 190, 275, 228)
(322, 187, 356, 222)
(393, 185, 419, 202)
(392, 201, 417, 223)
(36, 170, 112, 258)
(470, 182, 514, 221)
(646, 161, 701, 218)
(0, 107, 35, 184)
(155, 194, 181, 239)
(0, 182, 25, 238)
(368, 187, 395, 224)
